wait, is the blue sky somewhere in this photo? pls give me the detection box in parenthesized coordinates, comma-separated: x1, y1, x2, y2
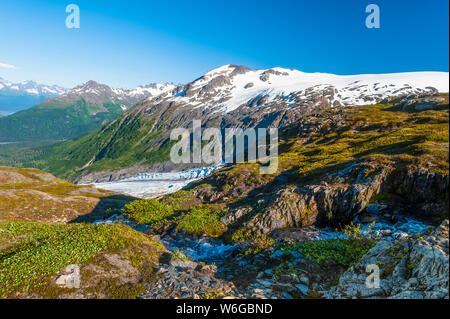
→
(0, 0, 448, 88)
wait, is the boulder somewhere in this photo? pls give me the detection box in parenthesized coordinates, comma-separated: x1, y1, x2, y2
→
(325, 220, 449, 299)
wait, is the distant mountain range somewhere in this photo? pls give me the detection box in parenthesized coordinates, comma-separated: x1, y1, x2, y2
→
(34, 64, 449, 182)
(0, 77, 68, 115)
(0, 79, 175, 142)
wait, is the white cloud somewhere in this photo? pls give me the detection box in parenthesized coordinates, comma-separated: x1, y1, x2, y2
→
(0, 62, 17, 69)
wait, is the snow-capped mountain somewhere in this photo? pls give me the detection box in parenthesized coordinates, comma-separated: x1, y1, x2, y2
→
(157, 64, 449, 114)
(0, 77, 68, 114)
(63, 80, 175, 110)
(0, 77, 67, 96)
(115, 83, 177, 99)
(0, 79, 177, 142)
(51, 64, 448, 184)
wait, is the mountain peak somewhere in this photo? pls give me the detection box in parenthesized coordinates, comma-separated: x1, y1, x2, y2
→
(167, 66, 449, 114)
(69, 81, 114, 96)
(85, 80, 99, 86)
(76, 80, 105, 89)
(204, 64, 252, 78)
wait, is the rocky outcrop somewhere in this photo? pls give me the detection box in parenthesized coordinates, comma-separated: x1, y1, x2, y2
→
(140, 261, 242, 299)
(383, 166, 449, 219)
(250, 163, 392, 233)
(326, 220, 449, 299)
(399, 95, 445, 111)
(223, 161, 448, 235)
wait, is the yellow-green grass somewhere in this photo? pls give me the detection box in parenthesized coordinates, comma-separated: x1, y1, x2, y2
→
(124, 193, 227, 237)
(0, 166, 132, 223)
(277, 103, 449, 182)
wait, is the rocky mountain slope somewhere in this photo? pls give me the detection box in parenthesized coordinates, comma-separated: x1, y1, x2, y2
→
(0, 80, 175, 142)
(35, 65, 449, 183)
(124, 93, 448, 239)
(326, 220, 449, 299)
(118, 95, 449, 239)
(108, 93, 448, 299)
(0, 93, 448, 299)
(0, 77, 67, 115)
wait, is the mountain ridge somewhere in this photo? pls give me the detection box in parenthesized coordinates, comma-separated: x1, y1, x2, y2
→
(33, 65, 449, 183)
(0, 79, 176, 142)
(0, 77, 68, 114)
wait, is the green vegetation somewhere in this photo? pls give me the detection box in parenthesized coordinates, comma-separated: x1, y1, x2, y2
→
(124, 193, 227, 237)
(201, 290, 234, 299)
(177, 205, 226, 237)
(276, 101, 449, 183)
(123, 198, 175, 225)
(370, 192, 392, 203)
(0, 141, 59, 168)
(172, 249, 189, 262)
(34, 114, 175, 180)
(231, 230, 275, 254)
(0, 221, 164, 298)
(283, 238, 376, 267)
(0, 166, 131, 223)
(0, 99, 125, 143)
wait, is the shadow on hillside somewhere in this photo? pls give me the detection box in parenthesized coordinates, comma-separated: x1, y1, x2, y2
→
(384, 101, 449, 113)
(221, 136, 428, 236)
(69, 194, 136, 224)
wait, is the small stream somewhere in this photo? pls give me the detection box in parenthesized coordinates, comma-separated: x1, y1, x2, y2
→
(93, 214, 237, 264)
(94, 210, 432, 265)
(91, 168, 433, 265)
(303, 216, 431, 241)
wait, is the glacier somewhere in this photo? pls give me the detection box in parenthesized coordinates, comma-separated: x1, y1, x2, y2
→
(93, 166, 221, 198)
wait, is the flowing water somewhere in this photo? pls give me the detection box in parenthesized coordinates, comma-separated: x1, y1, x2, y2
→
(92, 167, 433, 264)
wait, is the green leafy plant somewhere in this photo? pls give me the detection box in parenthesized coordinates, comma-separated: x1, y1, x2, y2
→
(284, 238, 376, 267)
(177, 205, 226, 237)
(123, 199, 175, 225)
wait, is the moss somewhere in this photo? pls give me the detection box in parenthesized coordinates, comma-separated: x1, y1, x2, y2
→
(84, 278, 147, 299)
(283, 238, 376, 268)
(222, 184, 232, 191)
(370, 192, 392, 203)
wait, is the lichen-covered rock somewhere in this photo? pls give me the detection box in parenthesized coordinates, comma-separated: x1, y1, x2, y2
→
(242, 162, 392, 233)
(325, 220, 449, 299)
(226, 160, 448, 235)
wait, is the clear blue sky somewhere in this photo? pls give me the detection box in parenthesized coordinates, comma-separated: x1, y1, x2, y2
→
(0, 0, 448, 88)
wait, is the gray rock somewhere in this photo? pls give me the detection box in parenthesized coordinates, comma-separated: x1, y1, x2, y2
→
(280, 292, 294, 299)
(270, 250, 285, 259)
(295, 284, 309, 295)
(325, 221, 449, 299)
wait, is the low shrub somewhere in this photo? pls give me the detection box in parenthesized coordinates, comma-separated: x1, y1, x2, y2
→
(123, 199, 175, 225)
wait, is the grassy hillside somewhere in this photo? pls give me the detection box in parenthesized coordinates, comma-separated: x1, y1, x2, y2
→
(0, 99, 125, 142)
(0, 166, 134, 223)
(0, 166, 167, 299)
(0, 140, 59, 168)
(0, 221, 167, 298)
(34, 113, 175, 181)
